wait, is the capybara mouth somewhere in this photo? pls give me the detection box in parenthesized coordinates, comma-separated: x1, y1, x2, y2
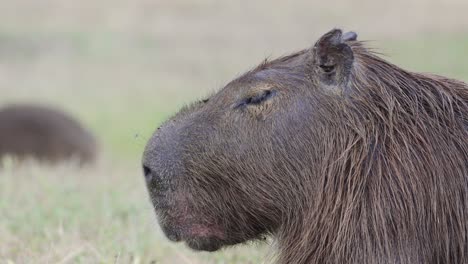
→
(159, 223, 182, 242)
(160, 220, 227, 251)
(185, 236, 223, 252)
(183, 224, 226, 251)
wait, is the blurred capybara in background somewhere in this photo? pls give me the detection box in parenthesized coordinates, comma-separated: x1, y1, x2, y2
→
(0, 104, 97, 165)
(142, 29, 468, 263)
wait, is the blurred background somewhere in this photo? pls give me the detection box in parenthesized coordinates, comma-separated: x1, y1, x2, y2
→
(1, 0, 468, 263)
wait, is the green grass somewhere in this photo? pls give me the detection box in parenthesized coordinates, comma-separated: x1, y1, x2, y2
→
(2, 1, 468, 263)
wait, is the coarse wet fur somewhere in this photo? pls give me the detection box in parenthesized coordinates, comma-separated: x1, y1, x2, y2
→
(142, 29, 468, 263)
(0, 104, 97, 165)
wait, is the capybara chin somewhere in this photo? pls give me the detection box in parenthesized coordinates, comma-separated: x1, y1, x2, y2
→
(0, 104, 97, 165)
(142, 29, 468, 263)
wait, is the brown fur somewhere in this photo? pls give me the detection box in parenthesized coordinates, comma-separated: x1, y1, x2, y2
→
(0, 104, 97, 165)
(143, 29, 468, 263)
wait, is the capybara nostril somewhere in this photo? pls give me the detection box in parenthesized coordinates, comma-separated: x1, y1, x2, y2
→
(143, 165, 153, 182)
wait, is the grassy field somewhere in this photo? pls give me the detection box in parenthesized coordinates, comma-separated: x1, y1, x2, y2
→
(1, 0, 468, 263)
(0, 160, 270, 263)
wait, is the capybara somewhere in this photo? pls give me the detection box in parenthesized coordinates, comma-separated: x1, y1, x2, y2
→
(142, 29, 468, 263)
(0, 104, 97, 165)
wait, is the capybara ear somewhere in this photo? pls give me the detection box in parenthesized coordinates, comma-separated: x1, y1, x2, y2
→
(311, 29, 356, 94)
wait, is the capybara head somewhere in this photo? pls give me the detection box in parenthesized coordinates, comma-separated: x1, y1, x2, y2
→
(0, 104, 97, 165)
(143, 29, 468, 263)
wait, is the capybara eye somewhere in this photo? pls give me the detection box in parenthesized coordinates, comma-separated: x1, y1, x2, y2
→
(237, 90, 276, 108)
